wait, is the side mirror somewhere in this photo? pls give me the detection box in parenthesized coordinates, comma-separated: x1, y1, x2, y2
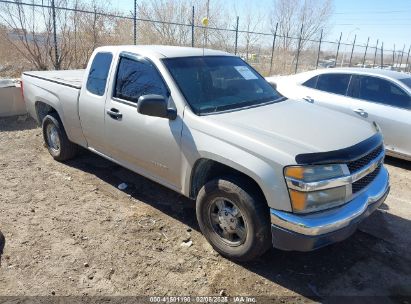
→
(137, 94, 177, 120)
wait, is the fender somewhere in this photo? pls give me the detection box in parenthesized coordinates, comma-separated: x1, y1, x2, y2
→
(180, 126, 292, 212)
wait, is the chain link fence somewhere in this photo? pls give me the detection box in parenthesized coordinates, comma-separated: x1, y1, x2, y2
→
(0, 0, 410, 78)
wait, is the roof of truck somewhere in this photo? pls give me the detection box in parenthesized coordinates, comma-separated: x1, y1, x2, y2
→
(96, 45, 233, 58)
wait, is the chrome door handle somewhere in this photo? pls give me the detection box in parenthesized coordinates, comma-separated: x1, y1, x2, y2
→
(303, 96, 314, 103)
(106, 108, 122, 119)
(353, 108, 368, 118)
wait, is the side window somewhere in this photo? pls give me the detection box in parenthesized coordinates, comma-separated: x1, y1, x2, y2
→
(316, 74, 351, 95)
(302, 75, 318, 89)
(114, 57, 168, 103)
(86, 52, 113, 96)
(387, 83, 411, 109)
(358, 76, 384, 102)
(358, 76, 411, 109)
(347, 75, 360, 98)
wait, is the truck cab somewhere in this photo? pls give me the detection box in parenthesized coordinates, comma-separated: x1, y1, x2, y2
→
(22, 45, 390, 261)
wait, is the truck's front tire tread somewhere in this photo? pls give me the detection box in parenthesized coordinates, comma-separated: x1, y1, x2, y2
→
(196, 177, 272, 261)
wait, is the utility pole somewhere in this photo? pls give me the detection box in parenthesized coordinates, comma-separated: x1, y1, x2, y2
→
(316, 29, 323, 69)
(133, 0, 137, 45)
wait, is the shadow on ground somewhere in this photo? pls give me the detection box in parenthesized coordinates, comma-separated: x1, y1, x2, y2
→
(0, 115, 37, 131)
(385, 156, 411, 170)
(0, 230, 5, 267)
(65, 150, 411, 300)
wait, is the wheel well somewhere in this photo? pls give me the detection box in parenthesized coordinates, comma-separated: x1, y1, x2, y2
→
(190, 159, 266, 203)
(35, 101, 57, 123)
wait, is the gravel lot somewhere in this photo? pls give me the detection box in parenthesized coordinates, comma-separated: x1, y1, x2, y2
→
(0, 116, 410, 301)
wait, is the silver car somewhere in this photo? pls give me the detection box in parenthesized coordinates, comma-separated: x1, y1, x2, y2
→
(267, 68, 411, 161)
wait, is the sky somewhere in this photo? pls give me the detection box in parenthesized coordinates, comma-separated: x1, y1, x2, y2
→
(111, 0, 411, 51)
(331, 0, 411, 50)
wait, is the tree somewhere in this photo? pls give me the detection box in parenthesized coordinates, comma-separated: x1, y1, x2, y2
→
(0, 0, 54, 70)
(0, 0, 120, 71)
(269, 0, 333, 50)
(137, 0, 193, 46)
(242, 7, 265, 61)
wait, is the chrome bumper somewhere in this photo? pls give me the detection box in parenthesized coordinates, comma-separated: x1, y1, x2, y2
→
(270, 166, 390, 251)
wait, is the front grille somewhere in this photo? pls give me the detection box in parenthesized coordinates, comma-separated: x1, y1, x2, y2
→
(347, 145, 383, 173)
(352, 164, 381, 193)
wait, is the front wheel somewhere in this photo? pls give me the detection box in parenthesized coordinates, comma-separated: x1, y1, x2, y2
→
(196, 177, 272, 261)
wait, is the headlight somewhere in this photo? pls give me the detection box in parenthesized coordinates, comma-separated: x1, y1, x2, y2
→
(284, 164, 348, 213)
(285, 164, 345, 182)
(288, 187, 346, 213)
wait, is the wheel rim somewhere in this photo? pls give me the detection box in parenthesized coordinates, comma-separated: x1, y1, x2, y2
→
(208, 197, 247, 246)
(46, 123, 60, 152)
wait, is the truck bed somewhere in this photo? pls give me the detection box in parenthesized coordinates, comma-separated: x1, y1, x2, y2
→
(22, 69, 85, 89)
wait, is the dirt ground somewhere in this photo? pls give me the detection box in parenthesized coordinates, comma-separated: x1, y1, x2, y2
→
(0, 116, 411, 302)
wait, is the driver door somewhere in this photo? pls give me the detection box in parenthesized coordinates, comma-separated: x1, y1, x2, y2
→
(104, 53, 183, 190)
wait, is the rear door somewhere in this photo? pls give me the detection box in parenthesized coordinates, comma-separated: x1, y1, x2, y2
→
(299, 73, 357, 114)
(79, 52, 114, 153)
(347, 75, 411, 156)
(104, 53, 183, 190)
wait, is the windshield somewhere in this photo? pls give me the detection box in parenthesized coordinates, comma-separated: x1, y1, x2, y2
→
(399, 77, 411, 90)
(163, 56, 283, 115)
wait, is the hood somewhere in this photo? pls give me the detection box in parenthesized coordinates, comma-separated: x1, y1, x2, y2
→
(199, 99, 377, 163)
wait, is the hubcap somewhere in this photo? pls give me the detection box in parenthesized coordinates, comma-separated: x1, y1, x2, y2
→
(46, 124, 60, 152)
(209, 198, 247, 246)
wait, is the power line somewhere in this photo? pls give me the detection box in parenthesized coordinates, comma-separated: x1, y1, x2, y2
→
(334, 10, 411, 15)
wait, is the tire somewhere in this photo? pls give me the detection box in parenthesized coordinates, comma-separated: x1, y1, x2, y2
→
(42, 112, 78, 161)
(196, 177, 271, 261)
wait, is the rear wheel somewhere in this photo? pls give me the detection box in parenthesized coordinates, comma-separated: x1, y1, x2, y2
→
(196, 177, 271, 261)
(42, 113, 78, 161)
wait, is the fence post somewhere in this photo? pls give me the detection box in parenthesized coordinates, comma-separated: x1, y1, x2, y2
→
(269, 23, 278, 75)
(191, 6, 194, 47)
(392, 43, 395, 68)
(234, 16, 239, 55)
(51, 0, 59, 70)
(361, 37, 369, 66)
(381, 42, 384, 68)
(405, 45, 410, 72)
(316, 29, 323, 69)
(133, 0, 137, 45)
(349, 34, 356, 67)
(399, 44, 405, 69)
(334, 32, 342, 67)
(294, 24, 303, 74)
(373, 39, 379, 68)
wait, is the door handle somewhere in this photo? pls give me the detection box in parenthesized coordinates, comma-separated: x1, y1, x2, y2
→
(106, 108, 122, 120)
(303, 96, 314, 103)
(353, 108, 368, 118)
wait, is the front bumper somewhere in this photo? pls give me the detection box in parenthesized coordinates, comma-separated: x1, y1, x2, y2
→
(270, 166, 390, 251)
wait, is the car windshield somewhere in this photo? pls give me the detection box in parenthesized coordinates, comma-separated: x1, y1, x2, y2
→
(399, 77, 411, 90)
(162, 56, 284, 115)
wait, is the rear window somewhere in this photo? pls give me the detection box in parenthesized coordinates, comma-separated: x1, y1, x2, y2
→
(359, 76, 410, 109)
(316, 74, 351, 95)
(86, 52, 113, 96)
